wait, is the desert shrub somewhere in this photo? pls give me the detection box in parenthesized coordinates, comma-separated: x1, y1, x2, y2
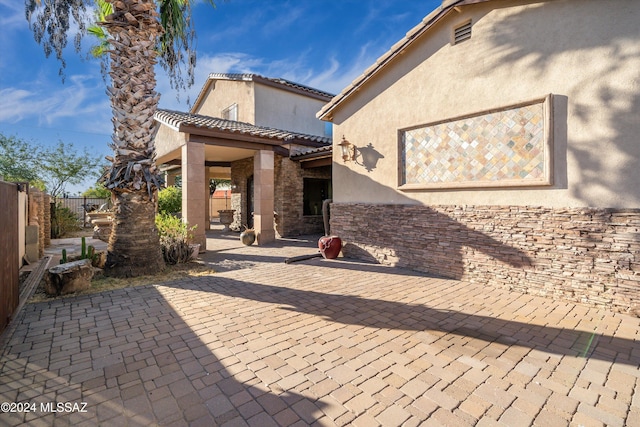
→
(158, 186, 182, 215)
(51, 204, 80, 238)
(155, 213, 196, 264)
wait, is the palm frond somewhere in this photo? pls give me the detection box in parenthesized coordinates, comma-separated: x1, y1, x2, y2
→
(87, 0, 113, 58)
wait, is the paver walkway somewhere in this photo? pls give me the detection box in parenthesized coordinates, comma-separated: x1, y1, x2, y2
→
(1, 229, 639, 426)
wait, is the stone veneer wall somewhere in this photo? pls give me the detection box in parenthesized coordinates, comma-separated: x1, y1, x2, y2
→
(331, 203, 640, 314)
(43, 193, 51, 247)
(27, 189, 51, 258)
(230, 156, 329, 237)
(275, 159, 330, 237)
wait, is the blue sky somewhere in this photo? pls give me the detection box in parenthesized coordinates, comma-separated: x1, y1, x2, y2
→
(0, 0, 440, 194)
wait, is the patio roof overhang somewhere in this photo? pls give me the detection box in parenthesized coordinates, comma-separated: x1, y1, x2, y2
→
(290, 145, 332, 169)
(154, 109, 333, 170)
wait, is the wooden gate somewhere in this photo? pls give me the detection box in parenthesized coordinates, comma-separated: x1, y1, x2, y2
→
(0, 181, 19, 334)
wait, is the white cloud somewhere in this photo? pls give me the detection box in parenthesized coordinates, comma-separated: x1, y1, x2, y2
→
(305, 58, 343, 93)
(269, 42, 380, 96)
(0, 88, 59, 123)
(203, 8, 262, 46)
(154, 39, 381, 112)
(196, 52, 265, 75)
(0, 0, 26, 30)
(260, 6, 305, 37)
(0, 74, 111, 135)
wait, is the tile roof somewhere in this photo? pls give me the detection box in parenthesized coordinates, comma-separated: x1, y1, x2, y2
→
(191, 73, 334, 113)
(155, 109, 332, 146)
(209, 73, 335, 99)
(290, 145, 333, 160)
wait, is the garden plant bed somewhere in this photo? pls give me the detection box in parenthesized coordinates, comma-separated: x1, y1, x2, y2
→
(28, 261, 215, 303)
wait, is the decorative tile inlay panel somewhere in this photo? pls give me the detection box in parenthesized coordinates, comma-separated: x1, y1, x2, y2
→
(400, 96, 552, 188)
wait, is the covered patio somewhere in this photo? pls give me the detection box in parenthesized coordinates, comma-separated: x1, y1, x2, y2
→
(154, 110, 331, 249)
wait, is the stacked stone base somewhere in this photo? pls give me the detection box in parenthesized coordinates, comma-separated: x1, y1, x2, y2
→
(331, 203, 640, 315)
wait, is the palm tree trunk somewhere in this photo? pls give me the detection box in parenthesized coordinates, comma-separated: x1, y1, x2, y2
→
(107, 191, 164, 276)
(101, 0, 165, 277)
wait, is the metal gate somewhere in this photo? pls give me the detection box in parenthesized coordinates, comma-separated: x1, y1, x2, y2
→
(0, 181, 19, 334)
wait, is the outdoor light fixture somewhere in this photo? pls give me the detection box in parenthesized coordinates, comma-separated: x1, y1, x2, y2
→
(338, 136, 355, 162)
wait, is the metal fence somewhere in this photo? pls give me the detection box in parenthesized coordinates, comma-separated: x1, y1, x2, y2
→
(55, 197, 111, 227)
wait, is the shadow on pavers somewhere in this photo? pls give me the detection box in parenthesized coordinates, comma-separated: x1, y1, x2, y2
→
(161, 274, 639, 367)
(1, 285, 328, 425)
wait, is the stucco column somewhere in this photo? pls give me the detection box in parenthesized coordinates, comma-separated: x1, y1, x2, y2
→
(182, 143, 206, 249)
(254, 150, 275, 245)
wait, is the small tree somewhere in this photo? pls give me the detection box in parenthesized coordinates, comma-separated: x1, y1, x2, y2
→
(0, 133, 42, 186)
(0, 133, 101, 196)
(82, 183, 111, 199)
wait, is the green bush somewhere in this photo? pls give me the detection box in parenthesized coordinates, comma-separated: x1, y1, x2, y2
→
(51, 204, 80, 238)
(82, 184, 111, 199)
(155, 213, 196, 264)
(158, 186, 182, 214)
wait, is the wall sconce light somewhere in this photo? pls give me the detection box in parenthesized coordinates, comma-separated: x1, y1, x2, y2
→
(338, 136, 355, 162)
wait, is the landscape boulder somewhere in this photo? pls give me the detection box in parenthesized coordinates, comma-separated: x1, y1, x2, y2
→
(45, 259, 94, 296)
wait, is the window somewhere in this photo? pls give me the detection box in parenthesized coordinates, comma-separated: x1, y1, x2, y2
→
(453, 21, 472, 45)
(222, 103, 238, 121)
(324, 122, 333, 138)
(303, 178, 331, 216)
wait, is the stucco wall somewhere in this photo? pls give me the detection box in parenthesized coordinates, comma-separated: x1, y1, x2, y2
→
(155, 123, 187, 160)
(330, 0, 640, 208)
(194, 80, 256, 124)
(255, 85, 329, 136)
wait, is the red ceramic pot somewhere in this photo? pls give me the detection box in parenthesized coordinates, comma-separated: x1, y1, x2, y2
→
(318, 236, 342, 259)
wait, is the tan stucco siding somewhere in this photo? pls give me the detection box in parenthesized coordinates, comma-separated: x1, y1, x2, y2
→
(330, 0, 640, 208)
(194, 80, 256, 123)
(155, 123, 187, 160)
(255, 85, 328, 136)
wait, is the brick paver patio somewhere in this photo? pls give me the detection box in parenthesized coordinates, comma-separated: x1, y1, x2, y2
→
(1, 230, 639, 426)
